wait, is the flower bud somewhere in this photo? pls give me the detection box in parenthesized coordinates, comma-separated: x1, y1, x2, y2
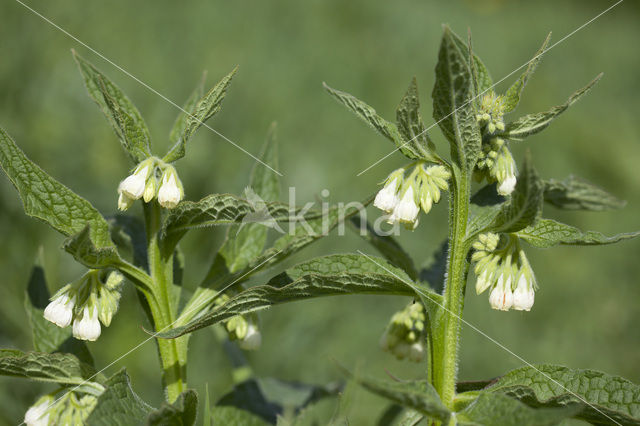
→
(239, 324, 262, 350)
(143, 175, 158, 203)
(117, 192, 135, 211)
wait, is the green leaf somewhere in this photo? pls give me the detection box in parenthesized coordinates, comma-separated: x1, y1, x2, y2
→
(146, 390, 198, 426)
(210, 406, 269, 426)
(220, 123, 281, 273)
(543, 176, 626, 211)
(515, 219, 640, 249)
(502, 33, 552, 113)
(161, 193, 320, 252)
(457, 392, 579, 426)
(350, 218, 418, 281)
(0, 128, 113, 249)
(86, 369, 153, 425)
(486, 364, 640, 425)
(169, 72, 206, 146)
(342, 371, 450, 423)
(500, 74, 602, 141)
(491, 153, 543, 234)
(163, 66, 238, 163)
(73, 50, 152, 163)
(451, 29, 492, 98)
(108, 215, 148, 269)
(64, 225, 123, 269)
(323, 82, 419, 159)
(432, 26, 482, 171)
(24, 251, 93, 366)
(158, 254, 416, 338)
(395, 77, 438, 161)
(0, 349, 96, 386)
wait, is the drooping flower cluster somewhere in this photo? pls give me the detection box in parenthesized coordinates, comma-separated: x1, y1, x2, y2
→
(24, 390, 98, 426)
(44, 270, 123, 341)
(472, 233, 538, 311)
(374, 163, 451, 229)
(117, 157, 184, 210)
(474, 92, 518, 196)
(379, 302, 426, 362)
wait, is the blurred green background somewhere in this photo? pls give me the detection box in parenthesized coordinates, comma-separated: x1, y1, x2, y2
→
(0, 0, 638, 424)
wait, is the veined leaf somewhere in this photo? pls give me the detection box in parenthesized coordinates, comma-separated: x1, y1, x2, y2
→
(502, 33, 552, 113)
(432, 26, 482, 171)
(500, 74, 602, 141)
(169, 72, 206, 146)
(64, 226, 123, 269)
(450, 29, 493, 98)
(158, 254, 416, 338)
(323, 82, 420, 160)
(163, 66, 238, 163)
(457, 392, 579, 426)
(0, 128, 113, 249)
(544, 176, 626, 211)
(146, 390, 198, 426)
(395, 77, 438, 161)
(220, 123, 281, 273)
(24, 251, 93, 366)
(210, 406, 269, 426)
(350, 218, 418, 281)
(86, 369, 153, 425)
(515, 219, 640, 249)
(0, 349, 96, 386)
(73, 51, 152, 163)
(341, 371, 450, 423)
(486, 364, 640, 425)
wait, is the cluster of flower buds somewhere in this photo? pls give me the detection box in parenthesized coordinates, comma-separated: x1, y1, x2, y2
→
(213, 294, 262, 350)
(379, 302, 426, 362)
(374, 163, 451, 229)
(472, 233, 538, 311)
(474, 92, 518, 196)
(24, 390, 98, 426)
(117, 157, 184, 210)
(44, 270, 123, 341)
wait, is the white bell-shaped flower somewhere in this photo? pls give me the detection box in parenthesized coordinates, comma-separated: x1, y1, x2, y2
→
(512, 273, 535, 311)
(408, 342, 425, 362)
(374, 177, 400, 212)
(24, 396, 52, 426)
(389, 186, 419, 225)
(238, 324, 262, 350)
(489, 273, 513, 311)
(72, 306, 101, 341)
(44, 294, 75, 328)
(119, 164, 151, 200)
(158, 168, 184, 209)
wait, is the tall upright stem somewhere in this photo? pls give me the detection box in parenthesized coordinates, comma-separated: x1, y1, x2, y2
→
(143, 202, 187, 403)
(435, 165, 470, 409)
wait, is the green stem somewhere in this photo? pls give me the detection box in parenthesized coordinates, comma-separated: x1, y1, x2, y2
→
(435, 165, 471, 409)
(143, 202, 187, 403)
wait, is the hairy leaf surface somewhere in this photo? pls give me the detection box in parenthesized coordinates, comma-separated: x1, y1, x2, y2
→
(515, 219, 640, 248)
(86, 369, 153, 425)
(543, 176, 625, 211)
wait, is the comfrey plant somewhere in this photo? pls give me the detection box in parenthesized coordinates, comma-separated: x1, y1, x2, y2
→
(0, 27, 639, 426)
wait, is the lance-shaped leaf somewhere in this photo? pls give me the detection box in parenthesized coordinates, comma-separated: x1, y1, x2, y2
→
(339, 369, 450, 424)
(543, 176, 626, 211)
(163, 66, 238, 163)
(432, 26, 482, 171)
(73, 51, 152, 163)
(220, 123, 281, 273)
(502, 33, 552, 113)
(159, 254, 416, 338)
(486, 364, 640, 425)
(450, 29, 493, 98)
(323, 82, 420, 160)
(24, 251, 93, 366)
(395, 77, 438, 162)
(169, 72, 206, 146)
(515, 218, 640, 249)
(500, 74, 602, 141)
(350, 218, 418, 281)
(147, 390, 198, 426)
(0, 128, 113, 249)
(86, 369, 153, 425)
(0, 349, 97, 386)
(457, 392, 579, 426)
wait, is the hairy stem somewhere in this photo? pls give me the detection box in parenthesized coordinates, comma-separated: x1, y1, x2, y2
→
(436, 165, 470, 408)
(143, 202, 187, 403)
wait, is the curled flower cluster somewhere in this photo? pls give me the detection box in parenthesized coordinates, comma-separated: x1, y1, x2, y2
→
(472, 233, 538, 311)
(374, 163, 451, 229)
(24, 390, 98, 426)
(379, 302, 426, 362)
(44, 270, 123, 341)
(474, 92, 517, 196)
(118, 157, 184, 210)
